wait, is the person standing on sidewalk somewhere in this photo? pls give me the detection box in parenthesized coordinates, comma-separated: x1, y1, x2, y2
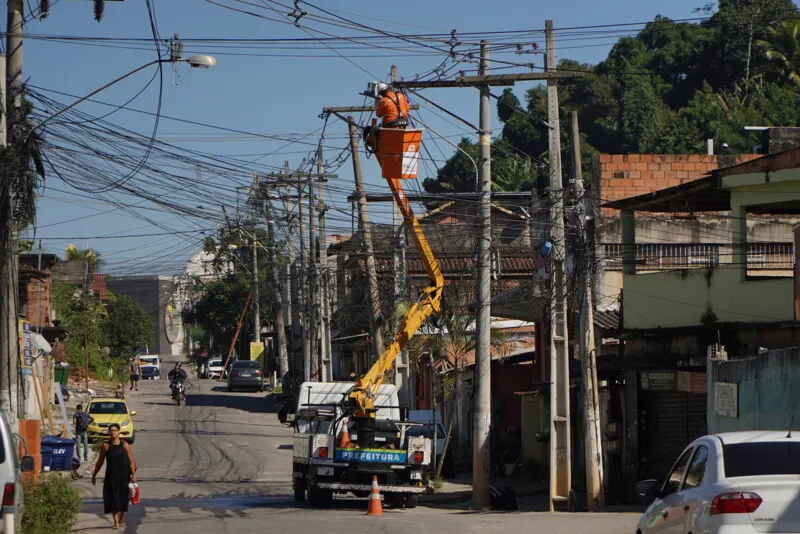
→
(73, 404, 94, 462)
(92, 423, 137, 530)
(129, 357, 141, 392)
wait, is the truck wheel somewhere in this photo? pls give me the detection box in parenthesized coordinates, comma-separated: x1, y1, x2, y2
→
(389, 493, 405, 509)
(293, 484, 305, 502)
(307, 486, 321, 508)
(405, 495, 418, 509)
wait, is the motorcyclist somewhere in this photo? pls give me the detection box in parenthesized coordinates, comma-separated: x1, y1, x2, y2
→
(168, 363, 187, 398)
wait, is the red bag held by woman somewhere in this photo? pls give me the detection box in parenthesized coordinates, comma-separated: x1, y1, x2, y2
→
(129, 482, 140, 505)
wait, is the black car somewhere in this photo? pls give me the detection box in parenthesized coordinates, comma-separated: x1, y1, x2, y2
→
(227, 360, 265, 392)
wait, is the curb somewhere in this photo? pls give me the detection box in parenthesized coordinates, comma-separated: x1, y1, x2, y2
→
(423, 487, 549, 505)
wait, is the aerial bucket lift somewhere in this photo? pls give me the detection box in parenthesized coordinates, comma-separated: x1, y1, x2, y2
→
(344, 122, 444, 446)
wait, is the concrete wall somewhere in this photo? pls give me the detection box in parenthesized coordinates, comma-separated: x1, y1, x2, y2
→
(708, 346, 800, 433)
(106, 276, 175, 356)
(623, 268, 793, 329)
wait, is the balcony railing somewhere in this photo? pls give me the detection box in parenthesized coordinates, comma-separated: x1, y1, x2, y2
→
(603, 242, 794, 271)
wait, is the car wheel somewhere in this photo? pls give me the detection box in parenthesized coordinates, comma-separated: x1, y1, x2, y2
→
(293, 483, 305, 502)
(127, 433, 135, 445)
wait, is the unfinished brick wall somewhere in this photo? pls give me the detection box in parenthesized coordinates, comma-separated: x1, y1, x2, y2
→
(597, 154, 760, 206)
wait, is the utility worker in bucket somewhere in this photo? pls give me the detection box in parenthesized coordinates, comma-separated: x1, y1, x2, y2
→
(364, 82, 410, 152)
(375, 82, 409, 128)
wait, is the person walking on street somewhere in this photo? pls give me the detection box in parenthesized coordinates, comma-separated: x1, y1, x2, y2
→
(92, 424, 137, 530)
(129, 358, 141, 391)
(73, 404, 94, 462)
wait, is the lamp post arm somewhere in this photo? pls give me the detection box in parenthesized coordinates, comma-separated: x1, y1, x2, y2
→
(32, 59, 163, 135)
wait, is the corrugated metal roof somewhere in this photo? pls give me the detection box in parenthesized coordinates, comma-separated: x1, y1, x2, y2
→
(594, 309, 620, 332)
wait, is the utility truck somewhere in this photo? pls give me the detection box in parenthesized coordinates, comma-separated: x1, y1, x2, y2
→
(289, 98, 444, 509)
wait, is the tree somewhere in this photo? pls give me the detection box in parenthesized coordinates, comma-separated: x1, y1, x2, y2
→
(757, 20, 800, 84)
(64, 244, 103, 272)
(101, 294, 153, 361)
(51, 283, 104, 375)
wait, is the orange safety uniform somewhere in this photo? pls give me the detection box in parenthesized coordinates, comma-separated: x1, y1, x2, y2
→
(376, 91, 409, 127)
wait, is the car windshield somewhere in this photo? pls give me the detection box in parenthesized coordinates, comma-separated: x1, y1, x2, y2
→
(723, 442, 800, 477)
(140, 357, 157, 365)
(89, 402, 128, 415)
(233, 361, 259, 369)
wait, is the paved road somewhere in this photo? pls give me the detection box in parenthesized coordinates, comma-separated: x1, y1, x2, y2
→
(73, 366, 639, 533)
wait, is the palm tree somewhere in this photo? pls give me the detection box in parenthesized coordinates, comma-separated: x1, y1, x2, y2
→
(757, 20, 800, 85)
(65, 244, 103, 272)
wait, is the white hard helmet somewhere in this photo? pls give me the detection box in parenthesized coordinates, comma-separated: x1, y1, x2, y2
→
(376, 82, 389, 94)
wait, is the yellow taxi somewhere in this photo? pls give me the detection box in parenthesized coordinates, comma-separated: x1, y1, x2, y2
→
(85, 397, 137, 444)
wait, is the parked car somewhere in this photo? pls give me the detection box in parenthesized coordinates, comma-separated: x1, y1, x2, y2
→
(227, 360, 265, 392)
(407, 410, 456, 478)
(54, 384, 70, 405)
(207, 359, 224, 379)
(0, 412, 34, 533)
(85, 398, 137, 445)
(635, 431, 800, 534)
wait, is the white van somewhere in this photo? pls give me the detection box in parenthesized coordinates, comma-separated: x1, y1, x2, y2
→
(139, 355, 161, 380)
(0, 412, 34, 532)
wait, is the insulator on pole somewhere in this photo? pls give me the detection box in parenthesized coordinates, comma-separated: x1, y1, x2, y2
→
(93, 0, 104, 22)
(39, 0, 50, 19)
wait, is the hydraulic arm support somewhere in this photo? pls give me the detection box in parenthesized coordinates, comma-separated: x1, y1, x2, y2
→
(348, 172, 444, 419)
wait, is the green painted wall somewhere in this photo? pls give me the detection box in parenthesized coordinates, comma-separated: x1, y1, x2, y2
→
(623, 268, 792, 329)
(709, 347, 800, 434)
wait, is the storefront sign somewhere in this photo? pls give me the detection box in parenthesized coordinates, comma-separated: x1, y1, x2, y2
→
(677, 371, 707, 394)
(640, 371, 677, 391)
(714, 382, 738, 418)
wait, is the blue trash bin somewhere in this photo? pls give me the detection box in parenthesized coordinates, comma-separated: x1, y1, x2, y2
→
(40, 448, 53, 472)
(41, 436, 76, 471)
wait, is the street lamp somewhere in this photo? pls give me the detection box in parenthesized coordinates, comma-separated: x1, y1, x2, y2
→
(32, 53, 217, 135)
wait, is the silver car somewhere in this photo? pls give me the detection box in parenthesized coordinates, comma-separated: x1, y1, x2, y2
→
(227, 360, 265, 392)
(0, 413, 34, 532)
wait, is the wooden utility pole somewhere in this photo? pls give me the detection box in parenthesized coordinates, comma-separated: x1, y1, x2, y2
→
(347, 116, 384, 363)
(472, 40, 493, 511)
(571, 110, 604, 510)
(545, 19, 571, 511)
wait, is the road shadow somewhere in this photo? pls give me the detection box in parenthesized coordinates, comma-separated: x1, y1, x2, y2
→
(185, 392, 277, 414)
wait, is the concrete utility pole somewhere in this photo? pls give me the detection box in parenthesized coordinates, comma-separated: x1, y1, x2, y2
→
(0, 0, 24, 420)
(316, 147, 333, 381)
(472, 41, 493, 511)
(571, 110, 604, 510)
(298, 174, 310, 383)
(347, 117, 384, 363)
(251, 237, 261, 346)
(263, 194, 289, 381)
(307, 170, 318, 380)
(545, 19, 572, 511)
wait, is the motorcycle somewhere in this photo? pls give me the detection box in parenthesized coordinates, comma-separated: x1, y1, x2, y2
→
(170, 377, 186, 406)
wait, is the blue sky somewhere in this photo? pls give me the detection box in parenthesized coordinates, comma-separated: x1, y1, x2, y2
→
(20, 0, 709, 275)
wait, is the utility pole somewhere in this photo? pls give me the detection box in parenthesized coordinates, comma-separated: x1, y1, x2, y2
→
(298, 172, 310, 383)
(1, 0, 23, 420)
(251, 236, 261, 346)
(571, 110, 604, 510)
(472, 41, 493, 511)
(546, 19, 571, 511)
(316, 147, 332, 381)
(307, 170, 318, 380)
(347, 117, 384, 363)
(263, 194, 289, 382)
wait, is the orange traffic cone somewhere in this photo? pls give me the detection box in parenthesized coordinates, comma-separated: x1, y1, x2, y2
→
(366, 475, 383, 516)
(338, 418, 350, 448)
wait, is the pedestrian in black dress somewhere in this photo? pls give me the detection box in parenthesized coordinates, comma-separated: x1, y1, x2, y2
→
(91, 424, 138, 530)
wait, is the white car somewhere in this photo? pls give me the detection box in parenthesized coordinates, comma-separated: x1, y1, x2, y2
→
(207, 359, 224, 379)
(635, 431, 800, 534)
(0, 412, 34, 532)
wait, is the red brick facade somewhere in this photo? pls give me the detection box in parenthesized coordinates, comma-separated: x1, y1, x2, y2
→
(598, 154, 760, 207)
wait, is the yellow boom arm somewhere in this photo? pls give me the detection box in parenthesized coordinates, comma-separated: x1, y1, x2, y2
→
(349, 173, 444, 418)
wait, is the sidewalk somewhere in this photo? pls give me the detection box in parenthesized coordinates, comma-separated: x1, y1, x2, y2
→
(422, 474, 549, 510)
